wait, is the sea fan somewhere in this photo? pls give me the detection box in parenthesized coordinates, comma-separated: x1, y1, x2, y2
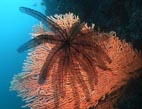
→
(10, 7, 141, 109)
(18, 7, 111, 102)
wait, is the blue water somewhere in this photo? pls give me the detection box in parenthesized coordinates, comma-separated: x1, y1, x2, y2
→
(0, 1, 45, 109)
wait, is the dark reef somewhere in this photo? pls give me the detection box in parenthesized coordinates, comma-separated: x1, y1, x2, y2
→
(42, 0, 142, 109)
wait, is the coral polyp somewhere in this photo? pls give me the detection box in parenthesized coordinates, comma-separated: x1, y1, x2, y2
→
(10, 7, 141, 109)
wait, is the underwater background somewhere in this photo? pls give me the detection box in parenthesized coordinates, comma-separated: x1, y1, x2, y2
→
(0, 0, 142, 109)
(0, 0, 44, 109)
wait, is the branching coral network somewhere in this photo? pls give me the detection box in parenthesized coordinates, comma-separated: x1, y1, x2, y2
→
(10, 7, 141, 109)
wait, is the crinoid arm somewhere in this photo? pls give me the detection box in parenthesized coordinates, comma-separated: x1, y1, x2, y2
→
(20, 7, 66, 38)
(68, 21, 85, 40)
(17, 34, 58, 53)
(38, 45, 63, 84)
(20, 7, 48, 27)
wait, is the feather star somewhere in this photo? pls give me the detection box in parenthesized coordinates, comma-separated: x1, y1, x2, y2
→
(18, 7, 111, 102)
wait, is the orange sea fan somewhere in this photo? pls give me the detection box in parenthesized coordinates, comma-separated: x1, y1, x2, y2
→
(10, 9, 141, 109)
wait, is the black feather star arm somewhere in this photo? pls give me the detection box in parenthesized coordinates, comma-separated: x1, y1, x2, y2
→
(69, 21, 85, 40)
(20, 7, 66, 38)
(17, 35, 55, 53)
(17, 34, 63, 53)
(20, 7, 48, 27)
(38, 45, 63, 84)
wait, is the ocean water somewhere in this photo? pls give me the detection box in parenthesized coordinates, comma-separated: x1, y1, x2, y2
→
(0, 1, 45, 109)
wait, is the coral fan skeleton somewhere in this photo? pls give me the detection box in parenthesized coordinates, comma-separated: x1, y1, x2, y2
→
(10, 7, 141, 109)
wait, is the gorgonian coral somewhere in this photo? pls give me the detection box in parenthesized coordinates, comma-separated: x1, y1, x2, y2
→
(10, 7, 141, 109)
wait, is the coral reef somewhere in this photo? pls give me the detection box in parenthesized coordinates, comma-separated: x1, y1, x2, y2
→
(10, 13, 141, 109)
